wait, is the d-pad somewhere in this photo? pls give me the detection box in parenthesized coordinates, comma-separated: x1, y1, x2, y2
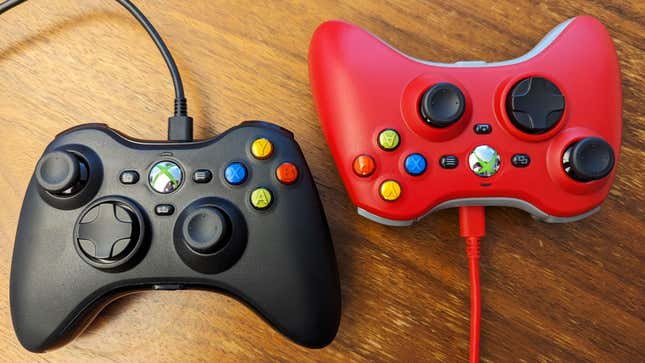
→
(76, 202, 135, 260)
(507, 77, 565, 134)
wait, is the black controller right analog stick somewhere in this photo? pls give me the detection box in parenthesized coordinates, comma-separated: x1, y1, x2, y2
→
(182, 207, 230, 254)
(563, 137, 615, 182)
(173, 197, 247, 274)
(35, 150, 87, 194)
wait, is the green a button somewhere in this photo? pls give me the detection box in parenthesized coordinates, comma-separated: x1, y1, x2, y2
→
(250, 187, 273, 210)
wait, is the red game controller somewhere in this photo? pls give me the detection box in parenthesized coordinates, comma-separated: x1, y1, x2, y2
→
(309, 16, 622, 226)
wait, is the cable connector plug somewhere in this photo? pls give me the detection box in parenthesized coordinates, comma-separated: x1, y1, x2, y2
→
(168, 114, 193, 141)
(168, 97, 193, 141)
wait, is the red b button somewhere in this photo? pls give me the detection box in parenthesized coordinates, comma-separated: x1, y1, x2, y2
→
(276, 162, 299, 184)
(353, 155, 375, 177)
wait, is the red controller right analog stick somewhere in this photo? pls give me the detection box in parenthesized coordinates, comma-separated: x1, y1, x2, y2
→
(563, 137, 615, 182)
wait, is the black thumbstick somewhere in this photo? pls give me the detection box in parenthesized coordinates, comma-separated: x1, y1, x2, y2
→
(507, 77, 565, 134)
(563, 137, 615, 182)
(182, 207, 230, 254)
(36, 150, 85, 194)
(419, 83, 466, 128)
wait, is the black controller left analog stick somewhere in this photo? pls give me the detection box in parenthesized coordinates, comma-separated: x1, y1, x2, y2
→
(35, 150, 88, 194)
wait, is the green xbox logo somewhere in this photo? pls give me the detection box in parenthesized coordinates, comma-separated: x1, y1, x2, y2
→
(149, 161, 183, 193)
(468, 145, 500, 177)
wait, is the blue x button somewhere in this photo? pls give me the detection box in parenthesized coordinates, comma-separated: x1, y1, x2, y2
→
(404, 153, 427, 176)
(224, 162, 248, 185)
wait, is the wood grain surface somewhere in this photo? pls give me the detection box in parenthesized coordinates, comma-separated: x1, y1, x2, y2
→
(0, 0, 643, 361)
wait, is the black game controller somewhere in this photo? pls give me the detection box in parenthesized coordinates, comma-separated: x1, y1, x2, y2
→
(5, 0, 340, 353)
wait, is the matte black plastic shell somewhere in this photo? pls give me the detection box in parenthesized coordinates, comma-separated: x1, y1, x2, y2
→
(11, 121, 341, 352)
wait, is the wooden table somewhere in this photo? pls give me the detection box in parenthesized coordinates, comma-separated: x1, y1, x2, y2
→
(0, 1, 642, 361)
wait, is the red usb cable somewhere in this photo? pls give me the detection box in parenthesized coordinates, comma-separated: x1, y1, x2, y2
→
(459, 206, 486, 363)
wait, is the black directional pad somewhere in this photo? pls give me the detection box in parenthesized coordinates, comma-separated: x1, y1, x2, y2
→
(74, 198, 144, 268)
(507, 77, 565, 134)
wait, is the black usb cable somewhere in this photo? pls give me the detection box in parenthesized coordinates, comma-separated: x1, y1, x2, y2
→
(0, 0, 193, 141)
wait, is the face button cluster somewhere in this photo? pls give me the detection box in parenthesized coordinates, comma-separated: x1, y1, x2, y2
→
(226, 137, 299, 210)
(354, 129, 433, 202)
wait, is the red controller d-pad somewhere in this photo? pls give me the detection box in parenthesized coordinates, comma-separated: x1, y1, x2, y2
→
(506, 77, 565, 134)
(309, 16, 622, 225)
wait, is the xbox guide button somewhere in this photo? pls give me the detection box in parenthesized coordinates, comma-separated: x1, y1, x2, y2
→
(149, 160, 183, 193)
(468, 145, 500, 177)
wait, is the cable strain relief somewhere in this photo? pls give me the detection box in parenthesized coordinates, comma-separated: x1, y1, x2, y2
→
(466, 236, 480, 260)
(174, 97, 188, 116)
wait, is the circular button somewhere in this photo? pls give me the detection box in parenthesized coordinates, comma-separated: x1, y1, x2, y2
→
(36, 150, 81, 193)
(378, 129, 400, 150)
(380, 180, 401, 201)
(506, 77, 565, 134)
(276, 162, 299, 184)
(404, 153, 427, 176)
(251, 138, 274, 159)
(224, 162, 248, 185)
(74, 197, 145, 270)
(182, 207, 229, 254)
(353, 154, 376, 177)
(563, 137, 615, 182)
(250, 187, 273, 209)
(419, 83, 466, 127)
(468, 145, 501, 177)
(149, 161, 183, 193)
